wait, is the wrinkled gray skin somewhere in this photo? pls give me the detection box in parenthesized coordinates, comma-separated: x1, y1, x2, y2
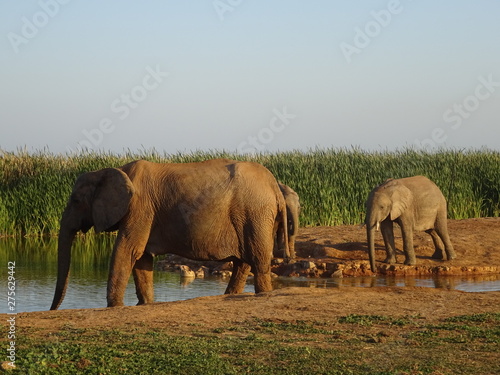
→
(365, 176, 456, 272)
(50, 159, 288, 310)
(274, 183, 300, 259)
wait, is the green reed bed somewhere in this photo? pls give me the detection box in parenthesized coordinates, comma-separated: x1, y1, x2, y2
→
(0, 148, 498, 236)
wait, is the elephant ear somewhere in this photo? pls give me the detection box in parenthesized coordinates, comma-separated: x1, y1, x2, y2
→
(92, 168, 135, 233)
(389, 183, 412, 221)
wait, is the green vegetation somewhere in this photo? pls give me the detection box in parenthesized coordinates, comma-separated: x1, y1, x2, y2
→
(8, 313, 500, 374)
(1, 148, 499, 236)
(0, 235, 115, 274)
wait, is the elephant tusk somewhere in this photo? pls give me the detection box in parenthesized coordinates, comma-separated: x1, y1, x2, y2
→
(376, 221, 380, 232)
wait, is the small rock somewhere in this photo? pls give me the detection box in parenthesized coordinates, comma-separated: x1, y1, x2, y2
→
(212, 270, 232, 278)
(326, 262, 338, 272)
(194, 268, 204, 278)
(298, 260, 316, 270)
(179, 265, 195, 278)
(272, 258, 285, 266)
(331, 270, 343, 278)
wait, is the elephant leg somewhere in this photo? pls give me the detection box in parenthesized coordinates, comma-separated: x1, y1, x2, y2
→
(426, 229, 445, 259)
(243, 219, 274, 294)
(107, 230, 149, 307)
(253, 260, 272, 294)
(132, 252, 154, 305)
(381, 220, 397, 264)
(400, 222, 416, 266)
(107, 247, 133, 307)
(274, 223, 285, 258)
(435, 214, 456, 260)
(225, 259, 251, 294)
(288, 234, 296, 259)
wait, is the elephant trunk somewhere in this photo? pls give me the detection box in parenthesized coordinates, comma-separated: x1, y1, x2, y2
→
(50, 223, 77, 310)
(367, 225, 377, 272)
(279, 201, 290, 262)
(287, 207, 298, 259)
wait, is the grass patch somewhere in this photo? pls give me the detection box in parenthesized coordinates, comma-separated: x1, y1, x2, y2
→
(445, 312, 500, 323)
(9, 312, 500, 374)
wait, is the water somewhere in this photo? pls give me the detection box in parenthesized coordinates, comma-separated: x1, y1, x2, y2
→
(273, 274, 500, 293)
(1, 237, 499, 313)
(11, 265, 254, 313)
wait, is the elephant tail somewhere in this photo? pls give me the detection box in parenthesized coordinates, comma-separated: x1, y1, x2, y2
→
(278, 195, 291, 261)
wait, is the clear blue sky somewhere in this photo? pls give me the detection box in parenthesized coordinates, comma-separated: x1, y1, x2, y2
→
(1, 0, 499, 154)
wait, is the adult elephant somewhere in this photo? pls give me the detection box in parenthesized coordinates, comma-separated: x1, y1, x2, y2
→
(365, 176, 456, 272)
(274, 183, 300, 259)
(50, 159, 288, 310)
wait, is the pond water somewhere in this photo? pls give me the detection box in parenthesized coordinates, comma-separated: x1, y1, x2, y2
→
(2, 237, 500, 313)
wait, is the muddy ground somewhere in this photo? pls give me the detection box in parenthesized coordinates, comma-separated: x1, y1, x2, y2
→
(8, 218, 500, 338)
(281, 216, 500, 277)
(158, 217, 500, 277)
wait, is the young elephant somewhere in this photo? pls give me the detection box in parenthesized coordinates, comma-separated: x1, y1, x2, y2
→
(50, 159, 288, 309)
(365, 176, 456, 271)
(274, 183, 300, 259)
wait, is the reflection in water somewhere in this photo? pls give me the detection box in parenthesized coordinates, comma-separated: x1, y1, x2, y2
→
(273, 274, 500, 293)
(1, 236, 499, 313)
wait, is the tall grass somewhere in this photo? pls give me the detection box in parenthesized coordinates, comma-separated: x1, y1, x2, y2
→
(0, 148, 498, 236)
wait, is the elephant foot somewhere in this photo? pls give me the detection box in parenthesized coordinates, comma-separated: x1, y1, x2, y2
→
(253, 273, 272, 294)
(446, 251, 457, 260)
(431, 250, 444, 260)
(107, 301, 125, 308)
(383, 257, 396, 264)
(404, 258, 416, 266)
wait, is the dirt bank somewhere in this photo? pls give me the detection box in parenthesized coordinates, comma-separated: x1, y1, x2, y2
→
(286, 217, 500, 277)
(10, 287, 500, 342)
(159, 217, 500, 277)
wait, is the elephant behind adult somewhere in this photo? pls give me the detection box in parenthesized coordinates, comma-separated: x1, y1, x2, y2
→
(274, 182, 300, 259)
(365, 176, 456, 271)
(50, 159, 288, 310)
